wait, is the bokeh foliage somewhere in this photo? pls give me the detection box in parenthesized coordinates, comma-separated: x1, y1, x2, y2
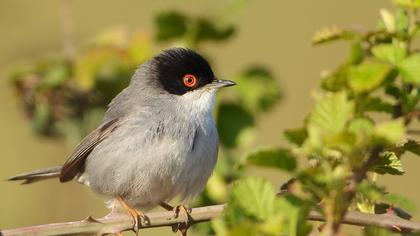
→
(7, 0, 420, 236)
(219, 1, 419, 236)
(7, 1, 282, 235)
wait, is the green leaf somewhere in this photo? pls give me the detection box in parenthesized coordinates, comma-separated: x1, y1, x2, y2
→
(371, 152, 405, 175)
(394, 0, 420, 8)
(154, 11, 187, 41)
(348, 62, 391, 93)
(373, 119, 405, 144)
(228, 178, 282, 220)
(226, 177, 311, 236)
(284, 127, 308, 146)
(217, 103, 255, 148)
(398, 53, 420, 84)
(309, 92, 354, 135)
(193, 18, 235, 43)
(348, 117, 374, 137)
(233, 67, 281, 113)
(357, 97, 394, 114)
(403, 139, 420, 155)
(395, 9, 409, 33)
(371, 44, 407, 65)
(348, 42, 365, 64)
(380, 9, 396, 33)
(243, 148, 297, 171)
(41, 62, 71, 88)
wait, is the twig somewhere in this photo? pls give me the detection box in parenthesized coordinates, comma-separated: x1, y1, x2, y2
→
(59, 0, 76, 59)
(324, 147, 383, 235)
(2, 204, 420, 235)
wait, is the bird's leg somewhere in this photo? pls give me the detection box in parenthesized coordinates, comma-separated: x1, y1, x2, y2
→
(159, 203, 192, 236)
(117, 196, 145, 236)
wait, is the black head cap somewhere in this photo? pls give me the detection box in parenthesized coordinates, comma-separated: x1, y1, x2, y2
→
(150, 48, 215, 95)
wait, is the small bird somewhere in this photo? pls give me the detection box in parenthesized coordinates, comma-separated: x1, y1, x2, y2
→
(9, 48, 235, 235)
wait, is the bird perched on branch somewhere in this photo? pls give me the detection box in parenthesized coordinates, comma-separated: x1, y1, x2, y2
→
(9, 48, 235, 235)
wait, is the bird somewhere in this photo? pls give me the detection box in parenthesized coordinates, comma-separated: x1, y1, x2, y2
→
(8, 47, 236, 235)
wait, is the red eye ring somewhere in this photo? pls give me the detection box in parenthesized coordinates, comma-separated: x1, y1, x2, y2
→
(183, 74, 197, 88)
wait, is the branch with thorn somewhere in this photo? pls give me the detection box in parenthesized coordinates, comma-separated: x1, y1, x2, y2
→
(2, 204, 420, 235)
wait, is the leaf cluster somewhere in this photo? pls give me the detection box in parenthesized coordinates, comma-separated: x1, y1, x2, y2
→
(223, 2, 420, 236)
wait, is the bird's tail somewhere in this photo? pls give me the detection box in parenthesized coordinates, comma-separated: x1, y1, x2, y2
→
(8, 166, 62, 184)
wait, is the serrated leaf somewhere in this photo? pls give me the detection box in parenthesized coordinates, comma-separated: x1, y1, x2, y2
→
(229, 178, 282, 220)
(372, 152, 404, 175)
(309, 92, 354, 135)
(372, 44, 407, 64)
(348, 62, 391, 93)
(398, 53, 420, 84)
(154, 11, 187, 41)
(243, 148, 297, 171)
(227, 177, 311, 236)
(403, 139, 420, 155)
(374, 119, 405, 144)
(284, 127, 308, 146)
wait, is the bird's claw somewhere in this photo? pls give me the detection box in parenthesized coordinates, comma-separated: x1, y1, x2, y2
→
(117, 197, 146, 236)
(172, 205, 192, 236)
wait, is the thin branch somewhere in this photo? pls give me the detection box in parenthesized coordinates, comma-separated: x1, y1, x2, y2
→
(59, 0, 77, 59)
(323, 147, 383, 235)
(2, 204, 420, 235)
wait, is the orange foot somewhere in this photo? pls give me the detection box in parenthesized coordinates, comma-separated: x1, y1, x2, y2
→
(160, 203, 192, 236)
(118, 197, 145, 236)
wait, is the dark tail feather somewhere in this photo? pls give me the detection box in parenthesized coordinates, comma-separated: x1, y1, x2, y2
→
(8, 166, 62, 184)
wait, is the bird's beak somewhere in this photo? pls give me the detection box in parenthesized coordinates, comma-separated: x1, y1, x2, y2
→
(208, 78, 236, 89)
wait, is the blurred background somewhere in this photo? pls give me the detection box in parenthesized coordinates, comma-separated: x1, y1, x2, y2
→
(1, 0, 419, 235)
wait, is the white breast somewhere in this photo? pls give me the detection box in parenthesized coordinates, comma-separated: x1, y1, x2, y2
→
(82, 89, 219, 209)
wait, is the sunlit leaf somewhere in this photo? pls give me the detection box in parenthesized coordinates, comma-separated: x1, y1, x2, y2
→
(371, 152, 405, 175)
(309, 92, 354, 135)
(229, 177, 282, 220)
(348, 62, 391, 93)
(371, 43, 407, 64)
(398, 53, 420, 84)
(380, 9, 396, 33)
(373, 119, 405, 144)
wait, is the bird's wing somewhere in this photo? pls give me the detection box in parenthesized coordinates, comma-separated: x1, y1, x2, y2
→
(59, 118, 121, 182)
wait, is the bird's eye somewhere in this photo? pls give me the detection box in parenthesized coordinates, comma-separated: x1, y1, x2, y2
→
(183, 74, 198, 88)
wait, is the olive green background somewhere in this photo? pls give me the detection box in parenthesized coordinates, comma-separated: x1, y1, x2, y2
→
(1, 1, 419, 235)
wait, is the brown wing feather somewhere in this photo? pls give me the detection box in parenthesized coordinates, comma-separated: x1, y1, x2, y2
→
(59, 118, 120, 182)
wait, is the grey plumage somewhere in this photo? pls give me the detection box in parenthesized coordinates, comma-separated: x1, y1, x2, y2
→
(9, 48, 235, 211)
